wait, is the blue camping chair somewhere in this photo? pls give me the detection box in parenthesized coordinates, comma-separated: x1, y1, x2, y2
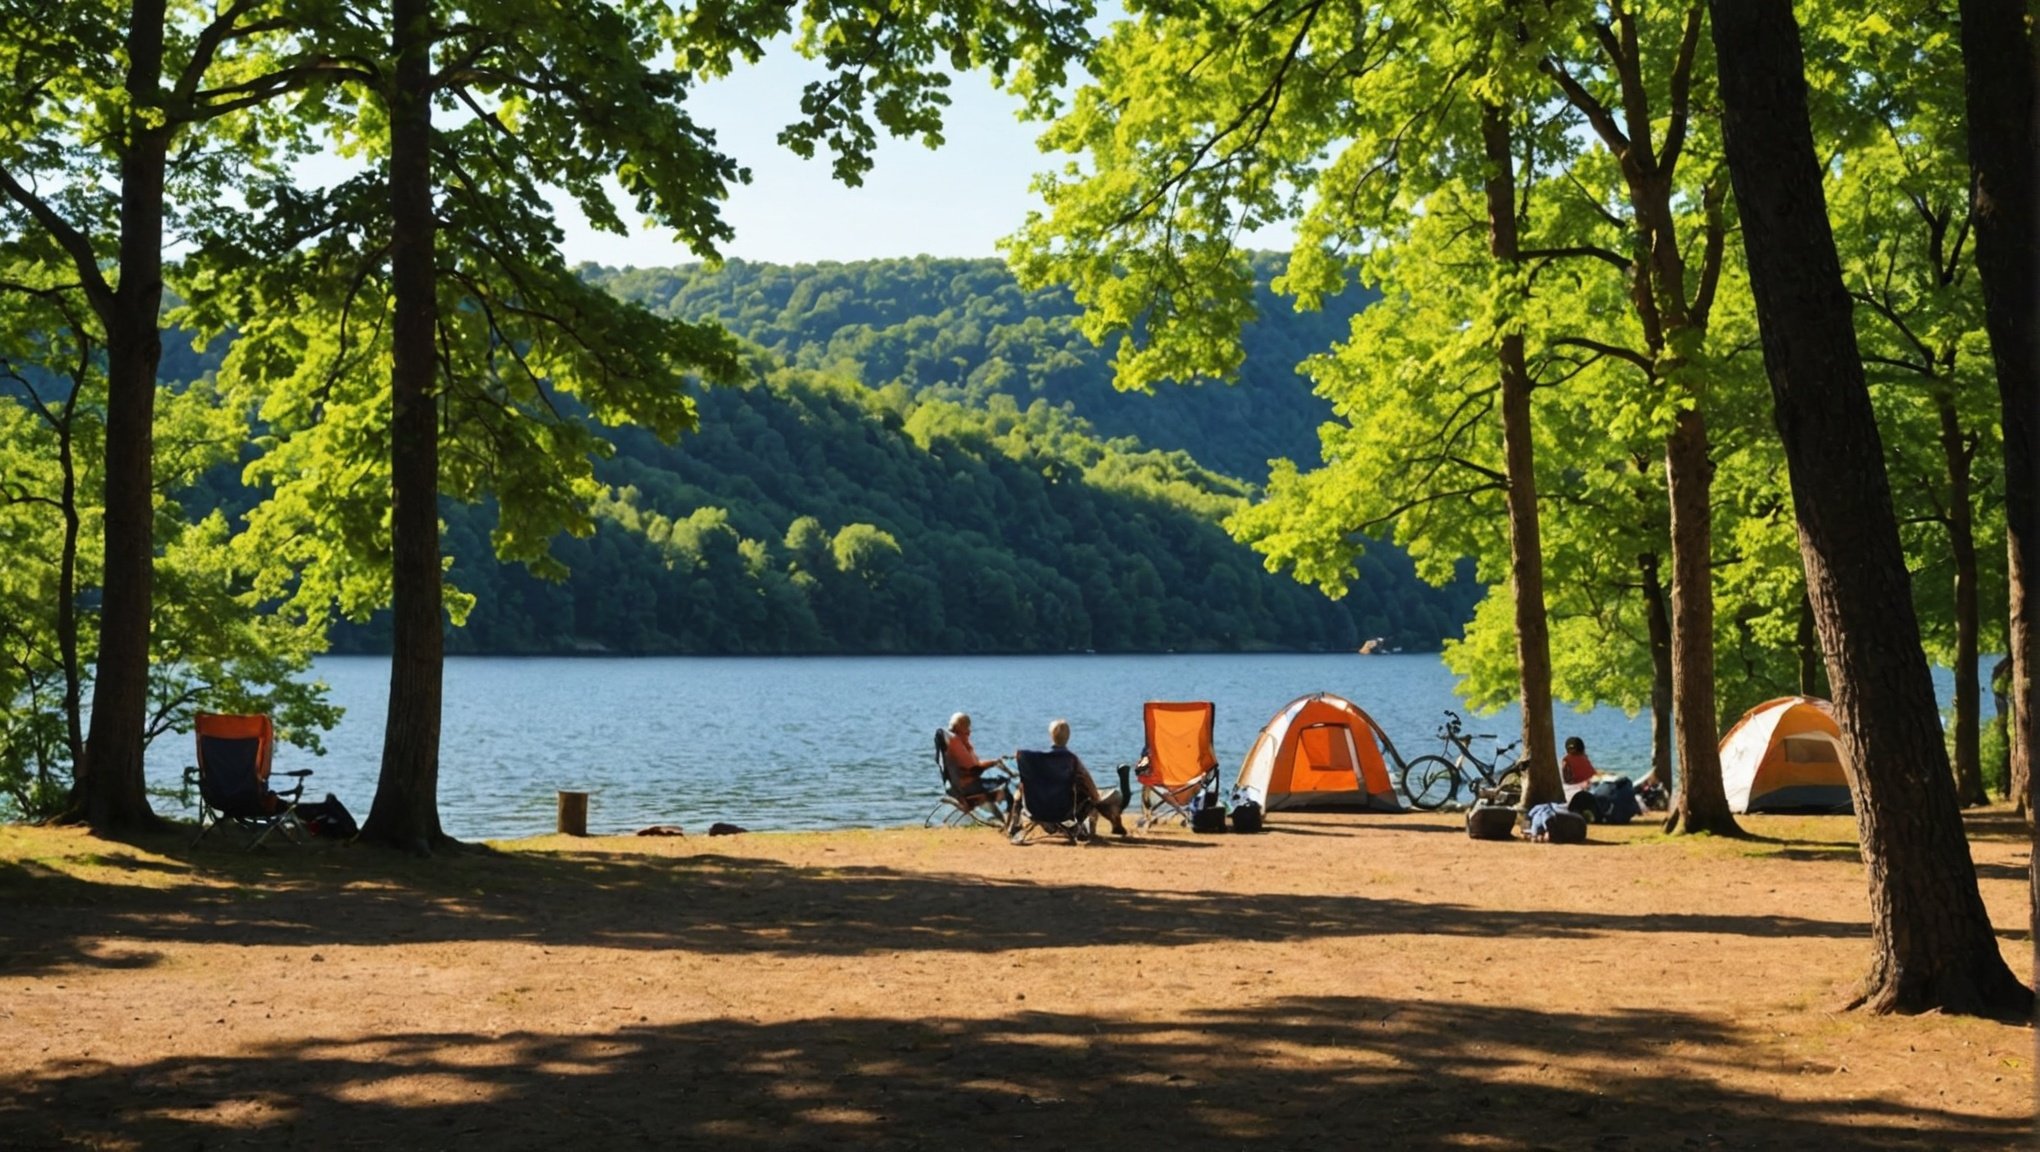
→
(1011, 748, 1096, 845)
(183, 712, 311, 849)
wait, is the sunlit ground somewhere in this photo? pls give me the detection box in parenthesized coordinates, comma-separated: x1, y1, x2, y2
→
(0, 807, 2030, 1150)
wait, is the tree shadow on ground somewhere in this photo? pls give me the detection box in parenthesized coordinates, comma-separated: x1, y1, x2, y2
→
(3, 994, 2019, 1151)
(1958, 811, 2034, 844)
(1742, 839, 1860, 863)
(1971, 860, 2034, 884)
(0, 830, 1879, 978)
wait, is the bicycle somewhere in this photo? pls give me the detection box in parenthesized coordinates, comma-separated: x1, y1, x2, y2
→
(1398, 709, 1523, 811)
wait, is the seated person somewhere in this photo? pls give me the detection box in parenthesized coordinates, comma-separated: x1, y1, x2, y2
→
(1634, 775, 1670, 810)
(1560, 735, 1596, 800)
(944, 712, 1012, 815)
(1044, 718, 1128, 837)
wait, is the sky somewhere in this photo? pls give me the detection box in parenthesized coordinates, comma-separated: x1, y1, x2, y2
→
(553, 49, 1057, 269)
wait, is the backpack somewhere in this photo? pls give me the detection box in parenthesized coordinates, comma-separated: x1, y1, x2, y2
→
(1588, 778, 1638, 825)
(301, 794, 358, 839)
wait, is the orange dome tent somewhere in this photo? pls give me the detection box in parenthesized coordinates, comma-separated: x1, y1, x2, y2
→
(1234, 693, 1402, 812)
(1718, 696, 1854, 813)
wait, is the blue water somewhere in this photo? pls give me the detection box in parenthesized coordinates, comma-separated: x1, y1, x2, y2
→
(142, 654, 1970, 840)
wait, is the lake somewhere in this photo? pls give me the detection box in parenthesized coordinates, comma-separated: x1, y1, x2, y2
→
(142, 654, 1972, 839)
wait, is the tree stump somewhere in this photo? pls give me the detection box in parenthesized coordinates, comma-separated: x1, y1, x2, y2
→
(556, 790, 589, 836)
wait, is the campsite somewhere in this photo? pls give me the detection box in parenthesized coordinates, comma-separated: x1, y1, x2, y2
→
(4, 1, 2037, 1149)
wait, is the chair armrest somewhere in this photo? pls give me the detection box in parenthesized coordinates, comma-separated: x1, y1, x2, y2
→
(182, 764, 198, 784)
(279, 769, 313, 778)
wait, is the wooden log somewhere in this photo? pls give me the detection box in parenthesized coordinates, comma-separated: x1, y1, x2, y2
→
(556, 790, 589, 836)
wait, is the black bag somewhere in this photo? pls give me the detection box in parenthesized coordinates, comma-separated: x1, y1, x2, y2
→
(1543, 809, 1588, 844)
(300, 793, 357, 838)
(1190, 784, 1227, 833)
(1466, 805, 1516, 840)
(1229, 800, 1264, 834)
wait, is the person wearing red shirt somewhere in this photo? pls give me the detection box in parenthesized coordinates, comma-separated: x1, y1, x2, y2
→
(1561, 735, 1597, 798)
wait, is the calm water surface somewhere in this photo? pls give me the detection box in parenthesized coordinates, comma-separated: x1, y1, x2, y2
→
(143, 654, 1965, 839)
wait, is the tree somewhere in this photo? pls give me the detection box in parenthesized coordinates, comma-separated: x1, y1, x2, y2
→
(1811, 4, 2004, 807)
(0, 0, 350, 831)
(1707, 0, 2031, 1017)
(195, 0, 1097, 850)
(0, 237, 336, 820)
(1953, 0, 2036, 830)
(1007, 0, 1569, 805)
(1532, 1, 1742, 835)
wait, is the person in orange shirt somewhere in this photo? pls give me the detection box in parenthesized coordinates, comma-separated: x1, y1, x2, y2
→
(944, 712, 1012, 818)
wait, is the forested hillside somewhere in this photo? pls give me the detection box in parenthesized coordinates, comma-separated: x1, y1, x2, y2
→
(589, 253, 1371, 483)
(262, 256, 1474, 655)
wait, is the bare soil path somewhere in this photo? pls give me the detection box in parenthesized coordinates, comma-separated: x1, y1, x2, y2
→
(0, 808, 2031, 1149)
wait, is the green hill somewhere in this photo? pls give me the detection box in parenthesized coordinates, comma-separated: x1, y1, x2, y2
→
(245, 255, 1478, 655)
(588, 252, 1368, 483)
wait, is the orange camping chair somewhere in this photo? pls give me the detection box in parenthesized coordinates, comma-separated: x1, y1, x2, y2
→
(183, 713, 312, 849)
(1134, 701, 1218, 829)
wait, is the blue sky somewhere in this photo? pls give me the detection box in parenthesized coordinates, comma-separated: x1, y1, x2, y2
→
(555, 49, 1053, 268)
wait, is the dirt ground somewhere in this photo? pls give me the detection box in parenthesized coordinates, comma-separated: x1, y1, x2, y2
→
(0, 806, 2032, 1151)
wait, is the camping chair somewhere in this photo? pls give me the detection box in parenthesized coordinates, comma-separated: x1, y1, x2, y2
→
(924, 729, 1012, 829)
(1134, 700, 1219, 829)
(1010, 748, 1095, 845)
(184, 712, 311, 849)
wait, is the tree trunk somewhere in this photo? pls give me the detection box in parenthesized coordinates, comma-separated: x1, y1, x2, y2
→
(1709, 0, 2032, 1018)
(77, 0, 171, 833)
(1662, 407, 1739, 834)
(361, 0, 449, 854)
(2012, 536, 2032, 820)
(1937, 397, 1986, 806)
(1795, 589, 1823, 697)
(57, 403, 83, 773)
(1955, 0, 2037, 780)
(1955, 0, 2038, 988)
(1479, 101, 1562, 807)
(1642, 551, 1674, 788)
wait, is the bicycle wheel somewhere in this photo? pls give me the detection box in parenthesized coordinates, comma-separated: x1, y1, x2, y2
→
(1400, 755, 1462, 811)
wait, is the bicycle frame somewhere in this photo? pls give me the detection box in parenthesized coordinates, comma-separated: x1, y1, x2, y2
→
(1438, 719, 1519, 790)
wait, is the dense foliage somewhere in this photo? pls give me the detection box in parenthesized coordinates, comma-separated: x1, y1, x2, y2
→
(298, 255, 1472, 655)
(590, 252, 1373, 482)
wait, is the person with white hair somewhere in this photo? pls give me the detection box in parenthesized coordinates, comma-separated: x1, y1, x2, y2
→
(1045, 717, 1128, 837)
(942, 712, 1011, 817)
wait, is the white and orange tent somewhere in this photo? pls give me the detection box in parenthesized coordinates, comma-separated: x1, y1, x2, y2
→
(1718, 696, 1855, 813)
(1234, 692, 1403, 812)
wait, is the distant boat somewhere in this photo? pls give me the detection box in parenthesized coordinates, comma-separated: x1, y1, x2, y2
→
(1358, 637, 1386, 655)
